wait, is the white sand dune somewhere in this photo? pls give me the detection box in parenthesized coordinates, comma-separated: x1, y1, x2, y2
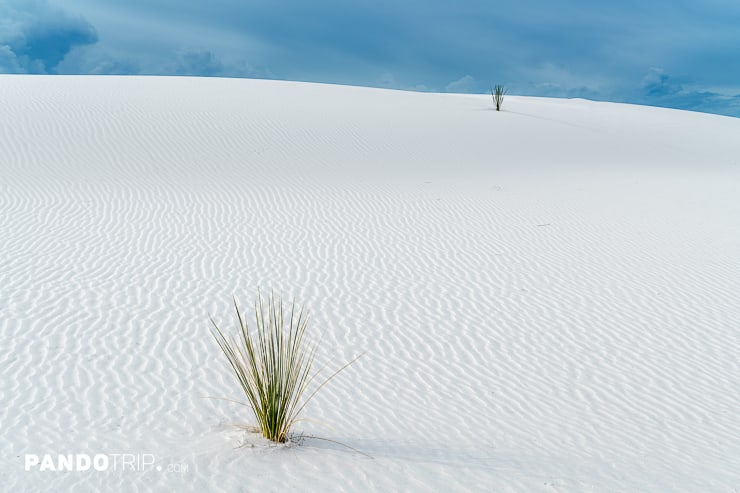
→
(1, 75, 739, 492)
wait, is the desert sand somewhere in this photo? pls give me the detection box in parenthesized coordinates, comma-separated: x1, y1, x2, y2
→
(1, 75, 739, 492)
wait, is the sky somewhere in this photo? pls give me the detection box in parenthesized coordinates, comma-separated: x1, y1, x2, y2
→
(2, 0, 740, 117)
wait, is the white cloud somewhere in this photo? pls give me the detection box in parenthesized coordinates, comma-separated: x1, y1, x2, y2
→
(445, 75, 477, 93)
(517, 63, 611, 98)
(377, 72, 397, 88)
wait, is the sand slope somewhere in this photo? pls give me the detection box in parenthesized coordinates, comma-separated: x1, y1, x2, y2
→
(1, 75, 739, 492)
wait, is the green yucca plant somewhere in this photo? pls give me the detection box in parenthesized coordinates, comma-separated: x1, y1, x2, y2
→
(492, 84, 506, 111)
(210, 291, 355, 443)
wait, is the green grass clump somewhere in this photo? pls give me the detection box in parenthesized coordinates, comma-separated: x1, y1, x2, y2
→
(210, 291, 351, 443)
(492, 84, 506, 111)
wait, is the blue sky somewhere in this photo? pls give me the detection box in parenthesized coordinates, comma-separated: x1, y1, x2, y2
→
(2, 0, 740, 117)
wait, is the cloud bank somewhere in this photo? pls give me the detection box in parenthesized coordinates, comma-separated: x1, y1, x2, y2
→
(0, 0, 97, 74)
(637, 67, 740, 117)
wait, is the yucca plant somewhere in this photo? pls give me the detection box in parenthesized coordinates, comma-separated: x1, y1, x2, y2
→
(210, 291, 355, 443)
(492, 84, 506, 111)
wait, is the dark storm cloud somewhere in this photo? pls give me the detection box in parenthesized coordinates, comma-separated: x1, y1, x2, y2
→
(1, 0, 98, 73)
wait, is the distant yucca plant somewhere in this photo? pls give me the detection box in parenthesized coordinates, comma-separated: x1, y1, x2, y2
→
(210, 291, 355, 443)
(492, 84, 506, 111)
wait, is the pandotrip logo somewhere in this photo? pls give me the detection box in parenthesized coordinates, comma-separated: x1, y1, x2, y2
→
(24, 453, 189, 474)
